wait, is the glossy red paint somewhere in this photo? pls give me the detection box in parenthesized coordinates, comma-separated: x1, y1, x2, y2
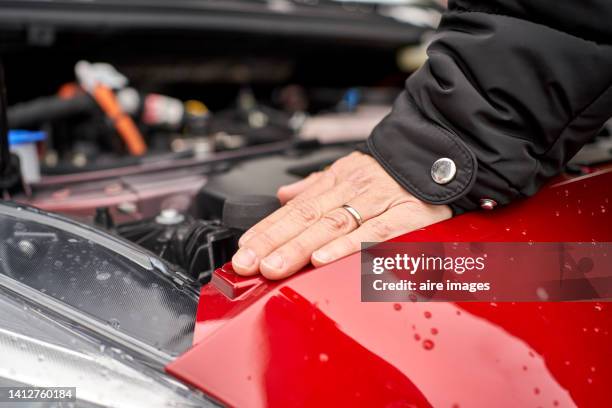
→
(167, 168, 612, 407)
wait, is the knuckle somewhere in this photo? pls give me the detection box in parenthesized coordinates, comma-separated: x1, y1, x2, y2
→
(285, 240, 309, 260)
(367, 219, 395, 241)
(288, 200, 321, 224)
(320, 169, 337, 186)
(345, 168, 372, 194)
(321, 210, 354, 233)
(253, 230, 278, 252)
(285, 198, 299, 209)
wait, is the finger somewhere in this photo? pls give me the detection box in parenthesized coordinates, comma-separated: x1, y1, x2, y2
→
(257, 191, 397, 279)
(276, 171, 323, 204)
(239, 161, 373, 248)
(232, 180, 360, 275)
(238, 170, 337, 247)
(258, 206, 359, 279)
(311, 202, 430, 266)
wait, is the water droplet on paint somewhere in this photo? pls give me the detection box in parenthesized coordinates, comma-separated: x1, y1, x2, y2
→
(422, 339, 435, 350)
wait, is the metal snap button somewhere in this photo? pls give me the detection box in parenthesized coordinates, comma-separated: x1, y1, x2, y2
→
(480, 198, 497, 210)
(431, 158, 456, 185)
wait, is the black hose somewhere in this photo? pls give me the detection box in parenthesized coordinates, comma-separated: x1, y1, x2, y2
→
(7, 93, 97, 128)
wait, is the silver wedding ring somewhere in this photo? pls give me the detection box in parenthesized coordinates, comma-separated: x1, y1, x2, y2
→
(342, 204, 364, 226)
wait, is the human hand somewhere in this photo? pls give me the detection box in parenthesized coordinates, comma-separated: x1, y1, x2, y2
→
(232, 151, 452, 279)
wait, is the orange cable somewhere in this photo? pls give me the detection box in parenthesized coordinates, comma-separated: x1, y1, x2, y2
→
(92, 84, 147, 156)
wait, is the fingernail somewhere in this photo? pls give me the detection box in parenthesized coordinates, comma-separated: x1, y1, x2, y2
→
(233, 248, 257, 268)
(238, 230, 255, 247)
(262, 252, 284, 270)
(312, 250, 334, 264)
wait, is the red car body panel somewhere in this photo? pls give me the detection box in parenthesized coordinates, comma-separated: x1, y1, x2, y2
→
(167, 168, 612, 407)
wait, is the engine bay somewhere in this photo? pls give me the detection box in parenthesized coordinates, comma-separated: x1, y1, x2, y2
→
(2, 10, 612, 290)
(1, 3, 612, 406)
(1, 3, 419, 291)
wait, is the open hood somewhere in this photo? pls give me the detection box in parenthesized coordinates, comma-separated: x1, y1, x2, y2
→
(167, 166, 612, 407)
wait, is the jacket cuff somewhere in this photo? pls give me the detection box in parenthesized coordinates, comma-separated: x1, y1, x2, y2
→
(366, 92, 478, 210)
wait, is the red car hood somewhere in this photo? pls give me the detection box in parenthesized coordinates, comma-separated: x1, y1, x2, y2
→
(167, 168, 612, 407)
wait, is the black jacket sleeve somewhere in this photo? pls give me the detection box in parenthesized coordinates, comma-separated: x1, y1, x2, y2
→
(365, 0, 612, 214)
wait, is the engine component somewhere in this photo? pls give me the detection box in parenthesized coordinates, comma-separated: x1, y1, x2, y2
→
(208, 89, 295, 147)
(222, 195, 281, 231)
(115, 211, 236, 282)
(7, 93, 97, 128)
(75, 61, 148, 156)
(114, 195, 280, 282)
